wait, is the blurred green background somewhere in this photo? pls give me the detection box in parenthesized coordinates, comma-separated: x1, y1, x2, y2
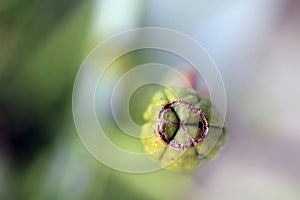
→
(1, 0, 300, 200)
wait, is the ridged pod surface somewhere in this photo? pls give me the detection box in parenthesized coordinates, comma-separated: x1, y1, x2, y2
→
(141, 87, 226, 171)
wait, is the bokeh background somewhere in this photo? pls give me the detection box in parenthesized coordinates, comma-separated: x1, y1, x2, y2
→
(1, 0, 300, 199)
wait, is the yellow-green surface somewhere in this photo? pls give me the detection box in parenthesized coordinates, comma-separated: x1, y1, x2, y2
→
(141, 87, 226, 171)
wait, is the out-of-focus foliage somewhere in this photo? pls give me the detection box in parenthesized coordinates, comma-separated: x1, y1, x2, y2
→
(0, 1, 195, 200)
(0, 0, 90, 167)
(0, 0, 93, 199)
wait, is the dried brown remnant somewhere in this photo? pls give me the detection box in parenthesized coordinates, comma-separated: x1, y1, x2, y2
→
(157, 99, 209, 150)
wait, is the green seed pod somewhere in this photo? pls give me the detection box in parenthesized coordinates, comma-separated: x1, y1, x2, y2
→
(141, 87, 226, 171)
